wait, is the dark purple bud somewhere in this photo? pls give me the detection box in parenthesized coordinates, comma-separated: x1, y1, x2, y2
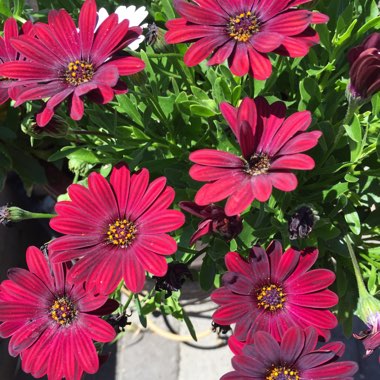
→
(154, 263, 192, 297)
(288, 206, 316, 240)
(211, 321, 231, 335)
(106, 312, 132, 333)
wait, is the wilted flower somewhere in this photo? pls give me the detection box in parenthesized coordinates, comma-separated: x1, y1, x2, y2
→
(190, 97, 322, 216)
(354, 292, 380, 362)
(0, 205, 11, 226)
(179, 202, 243, 245)
(288, 205, 317, 240)
(106, 312, 132, 333)
(165, 0, 328, 79)
(154, 263, 192, 297)
(221, 327, 358, 380)
(212, 321, 231, 335)
(211, 241, 338, 342)
(96, 5, 148, 50)
(0, 246, 118, 379)
(0, 0, 145, 126)
(0, 18, 32, 104)
(347, 33, 380, 100)
(49, 165, 185, 294)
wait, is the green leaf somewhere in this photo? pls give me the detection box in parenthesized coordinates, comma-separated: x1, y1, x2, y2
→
(200, 255, 216, 291)
(189, 105, 216, 117)
(344, 202, 361, 235)
(134, 295, 147, 328)
(182, 309, 198, 341)
(344, 115, 362, 143)
(68, 149, 100, 164)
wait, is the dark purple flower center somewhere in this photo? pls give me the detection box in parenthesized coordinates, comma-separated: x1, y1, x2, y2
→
(257, 284, 286, 311)
(227, 11, 260, 42)
(65, 60, 94, 86)
(266, 367, 299, 380)
(50, 297, 77, 326)
(246, 153, 270, 176)
(106, 218, 137, 248)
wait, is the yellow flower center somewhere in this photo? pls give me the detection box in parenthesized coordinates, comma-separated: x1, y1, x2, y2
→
(245, 153, 271, 176)
(227, 11, 260, 42)
(50, 297, 77, 326)
(257, 284, 286, 311)
(266, 366, 300, 380)
(65, 60, 94, 86)
(106, 218, 137, 248)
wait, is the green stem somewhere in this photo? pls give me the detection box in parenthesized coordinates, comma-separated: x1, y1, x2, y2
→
(69, 130, 113, 138)
(185, 245, 209, 265)
(122, 292, 134, 313)
(344, 234, 368, 298)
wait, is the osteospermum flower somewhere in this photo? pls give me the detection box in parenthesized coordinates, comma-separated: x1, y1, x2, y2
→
(0, 0, 145, 126)
(0, 246, 117, 379)
(190, 97, 322, 216)
(165, 0, 328, 78)
(0, 18, 32, 104)
(49, 165, 185, 294)
(179, 201, 243, 245)
(211, 241, 338, 342)
(96, 5, 148, 50)
(221, 327, 358, 380)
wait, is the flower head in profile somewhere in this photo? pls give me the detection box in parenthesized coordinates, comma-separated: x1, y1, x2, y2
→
(190, 97, 322, 216)
(354, 291, 380, 362)
(49, 164, 185, 294)
(347, 32, 380, 100)
(0, 246, 117, 379)
(0, 0, 145, 126)
(221, 327, 358, 380)
(96, 5, 148, 50)
(179, 201, 243, 245)
(0, 18, 32, 104)
(211, 241, 337, 342)
(165, 0, 328, 78)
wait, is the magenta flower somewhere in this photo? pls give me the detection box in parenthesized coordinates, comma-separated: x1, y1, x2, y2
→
(190, 97, 322, 216)
(0, 0, 145, 126)
(0, 246, 117, 379)
(354, 312, 380, 363)
(179, 201, 243, 245)
(211, 241, 338, 342)
(347, 33, 380, 99)
(49, 165, 185, 294)
(165, 0, 328, 78)
(0, 18, 32, 104)
(221, 327, 358, 380)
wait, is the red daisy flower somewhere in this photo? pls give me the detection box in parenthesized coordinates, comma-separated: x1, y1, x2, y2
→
(165, 0, 328, 78)
(190, 97, 322, 216)
(49, 165, 185, 294)
(0, 18, 32, 104)
(0, 0, 145, 126)
(0, 246, 117, 379)
(211, 241, 338, 342)
(179, 201, 243, 245)
(221, 327, 358, 380)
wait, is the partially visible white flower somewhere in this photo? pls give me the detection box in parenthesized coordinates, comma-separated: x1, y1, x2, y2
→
(96, 5, 148, 51)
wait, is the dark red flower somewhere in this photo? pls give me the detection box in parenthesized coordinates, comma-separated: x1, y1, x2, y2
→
(49, 165, 185, 294)
(0, 18, 32, 104)
(347, 33, 380, 99)
(211, 241, 337, 342)
(190, 97, 322, 216)
(0, 0, 145, 126)
(221, 327, 358, 380)
(0, 246, 117, 379)
(165, 0, 328, 78)
(179, 201, 243, 245)
(354, 312, 380, 363)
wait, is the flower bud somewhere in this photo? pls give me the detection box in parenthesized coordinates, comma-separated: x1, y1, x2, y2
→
(22, 115, 69, 139)
(347, 33, 380, 100)
(154, 263, 192, 297)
